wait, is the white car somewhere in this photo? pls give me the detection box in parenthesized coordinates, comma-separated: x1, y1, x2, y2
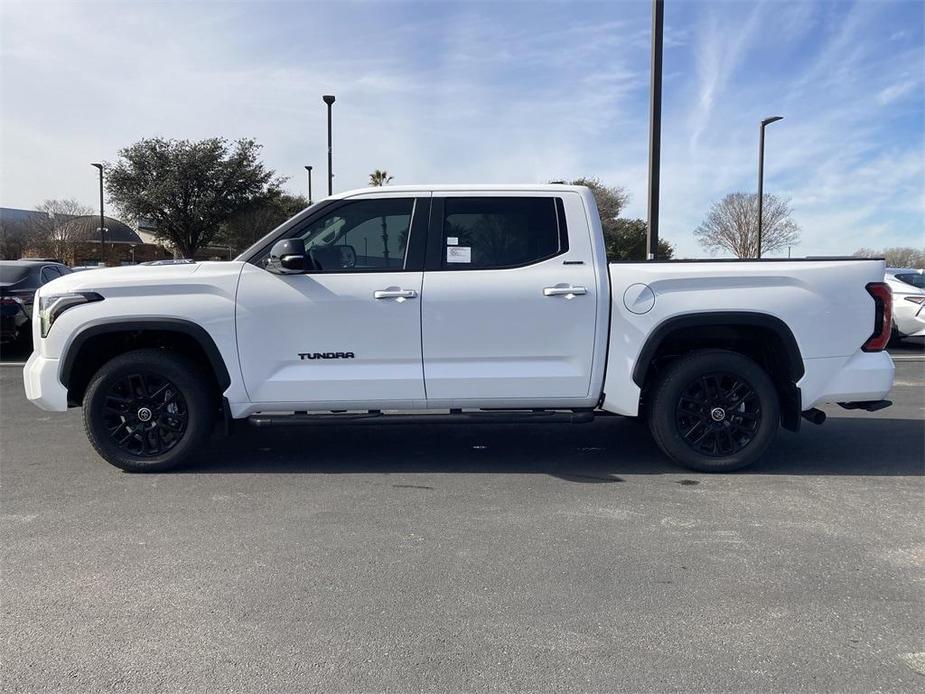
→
(885, 268, 925, 340)
(22, 185, 895, 473)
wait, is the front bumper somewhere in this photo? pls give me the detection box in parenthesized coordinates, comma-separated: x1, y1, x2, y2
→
(22, 351, 68, 412)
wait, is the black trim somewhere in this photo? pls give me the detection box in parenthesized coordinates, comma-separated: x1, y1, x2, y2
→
(403, 197, 430, 271)
(838, 399, 892, 412)
(632, 312, 804, 387)
(609, 257, 884, 264)
(424, 197, 445, 271)
(60, 319, 231, 391)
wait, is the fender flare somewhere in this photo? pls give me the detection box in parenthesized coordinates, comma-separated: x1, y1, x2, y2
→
(60, 319, 231, 391)
(631, 311, 804, 387)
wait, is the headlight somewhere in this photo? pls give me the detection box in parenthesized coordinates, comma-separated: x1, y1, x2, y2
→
(39, 292, 103, 337)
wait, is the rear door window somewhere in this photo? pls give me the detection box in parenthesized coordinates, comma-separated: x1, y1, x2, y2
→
(440, 197, 566, 270)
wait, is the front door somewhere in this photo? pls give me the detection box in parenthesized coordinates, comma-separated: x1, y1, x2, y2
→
(236, 195, 429, 406)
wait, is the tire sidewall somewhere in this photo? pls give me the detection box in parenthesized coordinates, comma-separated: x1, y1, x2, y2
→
(84, 349, 213, 472)
(650, 350, 779, 472)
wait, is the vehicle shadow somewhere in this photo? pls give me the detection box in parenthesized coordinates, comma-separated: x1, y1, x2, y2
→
(186, 415, 925, 480)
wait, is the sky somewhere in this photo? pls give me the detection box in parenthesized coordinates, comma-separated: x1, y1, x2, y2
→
(1, 0, 923, 257)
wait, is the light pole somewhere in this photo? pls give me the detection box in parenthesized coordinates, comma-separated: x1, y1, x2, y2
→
(645, 0, 664, 261)
(322, 95, 335, 196)
(305, 165, 313, 204)
(90, 162, 105, 265)
(756, 115, 783, 258)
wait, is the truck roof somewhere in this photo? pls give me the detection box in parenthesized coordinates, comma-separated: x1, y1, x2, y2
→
(332, 184, 588, 198)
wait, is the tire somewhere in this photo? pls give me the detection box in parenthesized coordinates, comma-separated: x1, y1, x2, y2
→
(648, 349, 779, 473)
(83, 349, 215, 472)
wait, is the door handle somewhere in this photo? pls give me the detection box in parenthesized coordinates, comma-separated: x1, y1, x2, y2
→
(543, 286, 587, 297)
(374, 289, 418, 300)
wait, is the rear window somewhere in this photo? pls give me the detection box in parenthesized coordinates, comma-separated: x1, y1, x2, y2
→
(894, 273, 925, 289)
(0, 266, 32, 285)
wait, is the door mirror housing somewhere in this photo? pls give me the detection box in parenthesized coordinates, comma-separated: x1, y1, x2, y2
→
(267, 238, 306, 274)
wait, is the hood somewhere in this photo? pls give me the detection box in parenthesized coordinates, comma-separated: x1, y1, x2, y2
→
(38, 261, 245, 297)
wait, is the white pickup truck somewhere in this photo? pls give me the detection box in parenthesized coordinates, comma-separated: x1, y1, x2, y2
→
(23, 185, 894, 473)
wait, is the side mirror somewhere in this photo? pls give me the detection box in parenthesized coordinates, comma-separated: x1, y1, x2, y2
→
(267, 238, 306, 274)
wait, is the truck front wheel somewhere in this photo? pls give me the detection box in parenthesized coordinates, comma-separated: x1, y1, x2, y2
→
(83, 349, 215, 472)
(648, 350, 779, 472)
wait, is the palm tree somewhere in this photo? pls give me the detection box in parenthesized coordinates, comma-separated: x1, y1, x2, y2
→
(369, 170, 393, 187)
(369, 170, 394, 263)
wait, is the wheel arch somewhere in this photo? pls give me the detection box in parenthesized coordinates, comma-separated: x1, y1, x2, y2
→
(632, 311, 805, 431)
(61, 319, 231, 406)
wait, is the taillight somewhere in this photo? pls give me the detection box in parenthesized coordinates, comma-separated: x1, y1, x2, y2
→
(862, 282, 892, 352)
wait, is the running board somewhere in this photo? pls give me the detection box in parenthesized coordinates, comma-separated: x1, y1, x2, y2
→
(247, 410, 595, 428)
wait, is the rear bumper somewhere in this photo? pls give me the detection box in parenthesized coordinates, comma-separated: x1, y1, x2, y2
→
(800, 350, 894, 409)
(22, 352, 68, 412)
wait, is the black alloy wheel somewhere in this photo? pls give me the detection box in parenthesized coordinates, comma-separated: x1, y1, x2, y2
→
(102, 371, 189, 456)
(83, 349, 214, 472)
(648, 350, 780, 472)
(675, 372, 761, 457)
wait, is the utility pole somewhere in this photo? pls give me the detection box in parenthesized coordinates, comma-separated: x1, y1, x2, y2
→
(646, 0, 664, 261)
(757, 115, 783, 258)
(322, 95, 336, 196)
(305, 165, 313, 204)
(90, 163, 105, 265)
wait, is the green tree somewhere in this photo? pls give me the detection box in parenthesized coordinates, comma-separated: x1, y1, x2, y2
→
(694, 192, 800, 258)
(568, 177, 673, 260)
(106, 137, 283, 258)
(369, 170, 393, 186)
(219, 193, 309, 253)
(604, 218, 674, 261)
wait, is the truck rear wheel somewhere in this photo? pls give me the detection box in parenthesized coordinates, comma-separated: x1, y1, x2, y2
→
(83, 349, 214, 472)
(648, 350, 779, 472)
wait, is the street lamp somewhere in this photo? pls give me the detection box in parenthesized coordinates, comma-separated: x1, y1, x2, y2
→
(90, 162, 105, 265)
(322, 95, 335, 196)
(305, 165, 313, 204)
(646, 0, 664, 261)
(756, 115, 783, 259)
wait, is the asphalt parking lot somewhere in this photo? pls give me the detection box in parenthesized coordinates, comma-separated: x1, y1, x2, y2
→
(1, 345, 923, 693)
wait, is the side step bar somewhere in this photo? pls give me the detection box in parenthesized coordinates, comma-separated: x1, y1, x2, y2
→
(248, 410, 595, 428)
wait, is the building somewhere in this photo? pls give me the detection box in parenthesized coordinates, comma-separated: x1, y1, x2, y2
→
(0, 207, 173, 266)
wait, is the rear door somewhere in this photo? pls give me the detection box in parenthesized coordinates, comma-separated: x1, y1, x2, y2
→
(420, 192, 600, 406)
(236, 194, 430, 406)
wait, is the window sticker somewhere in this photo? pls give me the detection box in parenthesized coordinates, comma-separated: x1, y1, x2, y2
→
(446, 236, 459, 245)
(447, 246, 471, 263)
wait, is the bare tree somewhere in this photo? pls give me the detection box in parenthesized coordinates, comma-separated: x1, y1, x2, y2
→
(30, 199, 95, 263)
(853, 247, 925, 268)
(694, 192, 800, 258)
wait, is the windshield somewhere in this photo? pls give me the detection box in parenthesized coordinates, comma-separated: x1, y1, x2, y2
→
(0, 265, 32, 285)
(894, 272, 925, 289)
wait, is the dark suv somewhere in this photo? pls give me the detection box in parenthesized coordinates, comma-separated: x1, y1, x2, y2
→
(0, 260, 72, 346)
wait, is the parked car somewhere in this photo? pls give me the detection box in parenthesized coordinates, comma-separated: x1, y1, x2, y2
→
(885, 268, 925, 341)
(1, 260, 72, 347)
(22, 185, 894, 473)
